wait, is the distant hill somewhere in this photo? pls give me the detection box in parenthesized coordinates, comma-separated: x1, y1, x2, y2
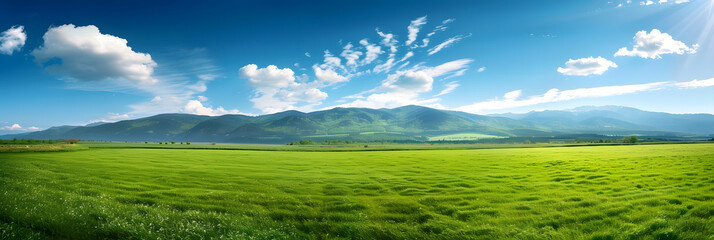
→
(491, 106, 714, 135)
(3, 105, 713, 143)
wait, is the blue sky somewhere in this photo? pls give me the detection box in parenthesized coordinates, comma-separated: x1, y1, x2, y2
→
(1, 0, 713, 133)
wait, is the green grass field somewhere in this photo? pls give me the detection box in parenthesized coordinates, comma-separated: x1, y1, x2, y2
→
(1, 144, 712, 239)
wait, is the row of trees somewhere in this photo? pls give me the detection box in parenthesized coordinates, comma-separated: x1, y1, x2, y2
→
(0, 138, 78, 144)
(287, 139, 356, 145)
(147, 141, 190, 145)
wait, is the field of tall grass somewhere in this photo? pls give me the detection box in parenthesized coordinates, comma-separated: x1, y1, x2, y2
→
(0, 144, 712, 239)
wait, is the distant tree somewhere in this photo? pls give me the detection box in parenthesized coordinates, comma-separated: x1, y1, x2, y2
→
(180, 142, 183, 144)
(710, 138, 714, 141)
(62, 138, 79, 144)
(524, 140, 531, 144)
(12, 137, 17, 143)
(145, 141, 148, 144)
(171, 141, 175, 144)
(211, 142, 216, 145)
(630, 136, 638, 144)
(186, 141, 190, 145)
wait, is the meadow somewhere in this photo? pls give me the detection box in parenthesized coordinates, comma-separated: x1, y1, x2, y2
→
(0, 143, 712, 239)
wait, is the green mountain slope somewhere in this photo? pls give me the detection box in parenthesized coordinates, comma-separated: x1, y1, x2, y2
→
(4, 105, 713, 143)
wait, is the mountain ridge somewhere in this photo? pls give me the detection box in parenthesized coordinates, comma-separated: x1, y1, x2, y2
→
(3, 105, 713, 143)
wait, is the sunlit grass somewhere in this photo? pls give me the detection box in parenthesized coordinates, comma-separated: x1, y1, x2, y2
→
(0, 144, 712, 239)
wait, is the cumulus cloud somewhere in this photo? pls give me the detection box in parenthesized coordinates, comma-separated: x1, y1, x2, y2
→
(239, 64, 328, 113)
(615, 29, 697, 59)
(1, 124, 23, 130)
(239, 64, 296, 89)
(428, 35, 467, 55)
(1, 123, 39, 131)
(0, 26, 26, 55)
(183, 100, 241, 116)
(381, 71, 434, 93)
(406, 16, 427, 46)
(313, 65, 348, 84)
(32, 24, 158, 85)
(557, 56, 618, 76)
(477, 67, 486, 72)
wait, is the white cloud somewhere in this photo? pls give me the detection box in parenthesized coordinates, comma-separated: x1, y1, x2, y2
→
(421, 38, 430, 48)
(313, 65, 348, 84)
(675, 78, 714, 88)
(239, 64, 295, 89)
(305, 52, 311, 57)
(320, 50, 343, 70)
(239, 64, 328, 113)
(277, 86, 328, 102)
(1, 124, 23, 130)
(32, 24, 158, 85)
(373, 54, 396, 73)
(1, 123, 40, 132)
(0, 26, 26, 55)
(376, 28, 398, 53)
(423, 59, 474, 77)
(428, 35, 467, 55)
(477, 67, 486, 72)
(503, 90, 522, 100)
(197, 95, 208, 102)
(406, 16, 427, 46)
(456, 82, 668, 113)
(183, 100, 241, 116)
(399, 51, 414, 63)
(89, 112, 131, 124)
(198, 74, 219, 81)
(337, 59, 471, 109)
(381, 71, 434, 93)
(640, 1, 654, 5)
(434, 81, 460, 97)
(29, 25, 222, 117)
(359, 39, 383, 65)
(340, 42, 362, 67)
(557, 56, 618, 76)
(615, 29, 697, 59)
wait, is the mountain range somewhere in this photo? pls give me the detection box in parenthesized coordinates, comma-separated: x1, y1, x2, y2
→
(3, 105, 713, 143)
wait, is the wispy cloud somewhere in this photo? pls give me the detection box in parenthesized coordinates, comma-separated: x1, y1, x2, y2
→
(406, 16, 427, 46)
(428, 34, 468, 55)
(434, 81, 460, 97)
(455, 78, 714, 114)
